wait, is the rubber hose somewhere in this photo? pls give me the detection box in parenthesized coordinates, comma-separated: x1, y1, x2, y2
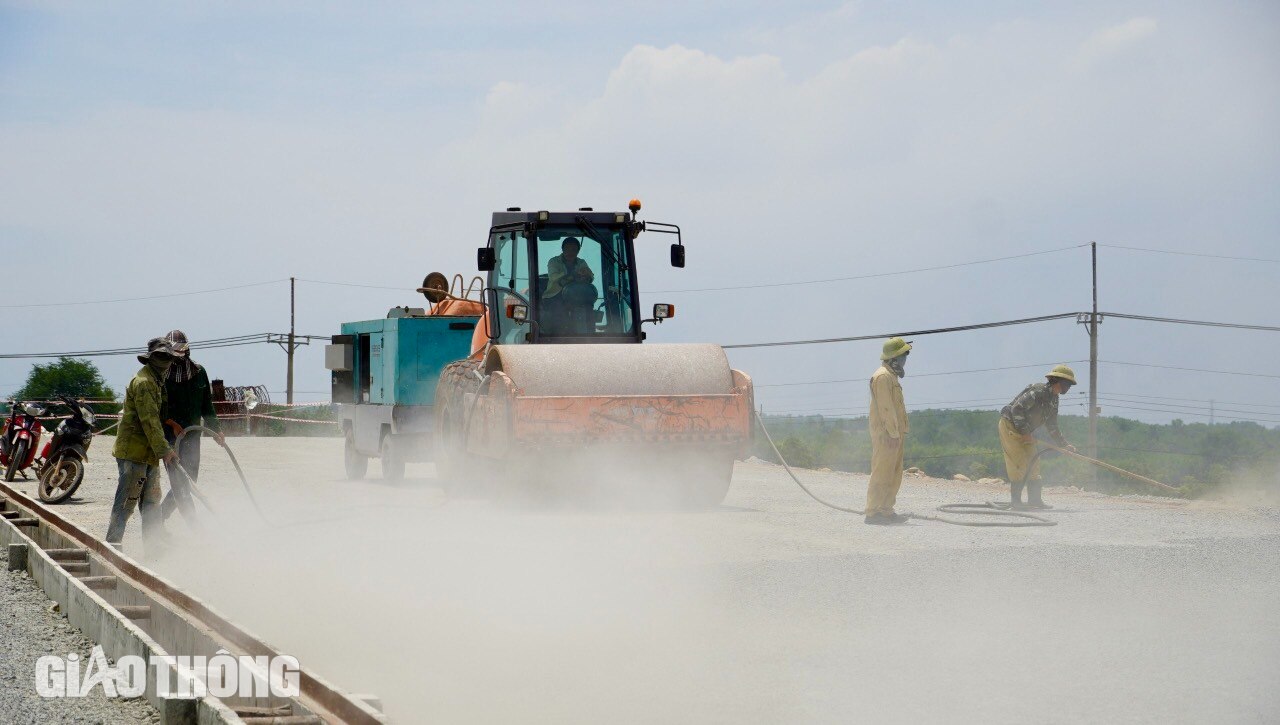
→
(754, 412, 1055, 527)
(174, 425, 269, 524)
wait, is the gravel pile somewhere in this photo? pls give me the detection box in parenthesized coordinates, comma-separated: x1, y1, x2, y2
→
(0, 548, 159, 724)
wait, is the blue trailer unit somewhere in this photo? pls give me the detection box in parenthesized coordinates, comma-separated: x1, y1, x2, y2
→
(326, 307, 479, 479)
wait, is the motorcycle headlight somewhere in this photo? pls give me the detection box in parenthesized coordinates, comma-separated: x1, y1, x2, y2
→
(82, 408, 96, 424)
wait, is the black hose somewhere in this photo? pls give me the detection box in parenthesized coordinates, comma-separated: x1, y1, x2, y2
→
(173, 425, 269, 524)
(754, 412, 1055, 527)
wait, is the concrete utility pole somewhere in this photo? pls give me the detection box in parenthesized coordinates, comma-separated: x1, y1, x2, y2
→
(271, 279, 311, 402)
(287, 277, 296, 405)
(1088, 242, 1100, 470)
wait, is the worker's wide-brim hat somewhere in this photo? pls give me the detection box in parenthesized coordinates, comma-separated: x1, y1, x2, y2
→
(1045, 364, 1077, 385)
(138, 337, 176, 365)
(881, 337, 913, 360)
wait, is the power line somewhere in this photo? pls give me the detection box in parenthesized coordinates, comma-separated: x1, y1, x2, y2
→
(723, 312, 1080, 350)
(755, 361, 1088, 388)
(1099, 244, 1280, 264)
(1094, 395, 1280, 418)
(296, 278, 410, 291)
(0, 280, 287, 309)
(1099, 403, 1280, 425)
(1087, 391, 1280, 410)
(0, 334, 273, 360)
(1100, 360, 1280, 380)
(1102, 312, 1280, 333)
(650, 244, 1087, 294)
(721, 309, 1280, 353)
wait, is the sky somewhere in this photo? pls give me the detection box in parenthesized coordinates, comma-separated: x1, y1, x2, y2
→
(1, 0, 1277, 427)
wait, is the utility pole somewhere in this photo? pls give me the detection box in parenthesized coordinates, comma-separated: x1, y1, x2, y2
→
(1088, 242, 1099, 471)
(287, 277, 296, 405)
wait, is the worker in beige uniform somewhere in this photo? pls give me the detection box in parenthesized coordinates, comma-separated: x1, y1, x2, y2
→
(866, 337, 912, 525)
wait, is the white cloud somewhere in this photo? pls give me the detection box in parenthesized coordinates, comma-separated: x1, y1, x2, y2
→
(1071, 17, 1158, 72)
(0, 6, 1275, 413)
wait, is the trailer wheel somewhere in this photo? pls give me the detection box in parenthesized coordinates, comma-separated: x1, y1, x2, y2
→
(381, 435, 405, 482)
(344, 429, 367, 480)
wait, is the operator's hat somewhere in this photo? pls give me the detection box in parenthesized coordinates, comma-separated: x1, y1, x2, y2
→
(166, 329, 190, 356)
(138, 337, 176, 365)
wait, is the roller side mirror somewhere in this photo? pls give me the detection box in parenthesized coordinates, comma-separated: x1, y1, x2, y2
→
(670, 243, 685, 268)
(478, 247, 496, 271)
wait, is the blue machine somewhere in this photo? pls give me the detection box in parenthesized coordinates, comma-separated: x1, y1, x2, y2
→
(326, 307, 480, 480)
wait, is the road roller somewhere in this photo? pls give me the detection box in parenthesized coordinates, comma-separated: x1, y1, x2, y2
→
(329, 201, 753, 505)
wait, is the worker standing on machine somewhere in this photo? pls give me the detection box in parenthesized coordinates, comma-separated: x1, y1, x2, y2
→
(106, 337, 178, 548)
(866, 337, 912, 525)
(160, 329, 225, 526)
(998, 365, 1078, 510)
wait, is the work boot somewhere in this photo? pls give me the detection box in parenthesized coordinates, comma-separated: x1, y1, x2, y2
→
(1027, 482, 1053, 510)
(864, 512, 908, 525)
(1009, 482, 1026, 509)
(887, 512, 911, 523)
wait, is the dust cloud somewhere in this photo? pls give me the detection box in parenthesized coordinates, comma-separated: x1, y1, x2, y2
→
(1209, 461, 1280, 506)
(150, 464, 738, 723)
(135, 439, 1280, 724)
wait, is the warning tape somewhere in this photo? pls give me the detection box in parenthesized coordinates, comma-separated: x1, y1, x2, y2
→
(244, 413, 338, 425)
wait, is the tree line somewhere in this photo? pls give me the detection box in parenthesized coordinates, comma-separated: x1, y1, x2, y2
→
(752, 409, 1280, 498)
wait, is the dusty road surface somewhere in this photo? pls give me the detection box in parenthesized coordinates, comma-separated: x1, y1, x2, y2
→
(11, 435, 1279, 724)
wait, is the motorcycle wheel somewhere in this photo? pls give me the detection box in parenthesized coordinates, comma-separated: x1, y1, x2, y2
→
(4, 440, 27, 482)
(39, 456, 84, 504)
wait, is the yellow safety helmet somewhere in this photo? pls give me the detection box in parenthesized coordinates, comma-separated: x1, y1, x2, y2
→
(881, 337, 913, 360)
(1045, 364, 1077, 385)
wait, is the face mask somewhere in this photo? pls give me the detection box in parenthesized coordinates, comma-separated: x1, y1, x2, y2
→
(887, 354, 908, 378)
(149, 358, 172, 375)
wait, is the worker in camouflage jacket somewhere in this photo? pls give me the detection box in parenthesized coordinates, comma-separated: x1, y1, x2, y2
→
(160, 329, 225, 527)
(107, 337, 178, 547)
(999, 365, 1078, 510)
(865, 337, 912, 525)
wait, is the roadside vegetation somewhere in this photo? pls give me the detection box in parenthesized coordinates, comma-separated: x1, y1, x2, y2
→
(753, 410, 1280, 499)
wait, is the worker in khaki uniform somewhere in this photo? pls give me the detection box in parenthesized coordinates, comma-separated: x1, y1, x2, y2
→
(866, 337, 912, 525)
(998, 364, 1077, 510)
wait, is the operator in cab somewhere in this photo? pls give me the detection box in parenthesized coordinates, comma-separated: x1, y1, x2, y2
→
(542, 237, 597, 335)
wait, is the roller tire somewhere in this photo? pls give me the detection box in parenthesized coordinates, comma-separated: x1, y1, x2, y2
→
(38, 456, 84, 504)
(682, 455, 735, 509)
(4, 439, 27, 482)
(434, 359, 482, 496)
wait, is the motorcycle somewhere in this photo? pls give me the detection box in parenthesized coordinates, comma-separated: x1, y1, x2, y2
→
(1, 400, 46, 482)
(35, 397, 96, 503)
